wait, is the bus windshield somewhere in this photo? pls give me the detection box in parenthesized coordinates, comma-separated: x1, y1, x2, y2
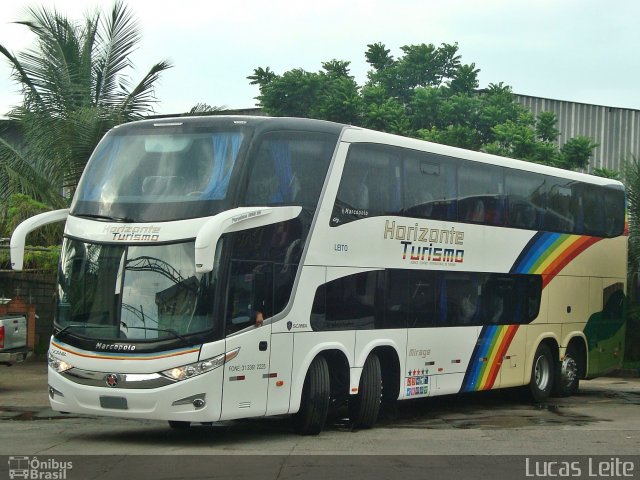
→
(72, 129, 247, 222)
(56, 238, 218, 342)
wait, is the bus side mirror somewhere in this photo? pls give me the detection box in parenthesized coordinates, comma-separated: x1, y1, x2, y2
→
(194, 206, 302, 274)
(10, 209, 69, 271)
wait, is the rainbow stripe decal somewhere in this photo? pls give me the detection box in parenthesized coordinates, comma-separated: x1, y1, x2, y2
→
(461, 231, 602, 392)
(461, 324, 519, 392)
(51, 340, 201, 361)
(510, 232, 602, 288)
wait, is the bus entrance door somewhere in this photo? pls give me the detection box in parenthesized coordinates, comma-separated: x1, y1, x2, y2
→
(220, 261, 273, 420)
(220, 325, 272, 420)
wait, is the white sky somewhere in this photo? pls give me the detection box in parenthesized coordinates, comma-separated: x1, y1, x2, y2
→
(1, 0, 639, 117)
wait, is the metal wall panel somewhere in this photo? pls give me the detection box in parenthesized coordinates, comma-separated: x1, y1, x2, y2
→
(515, 94, 640, 172)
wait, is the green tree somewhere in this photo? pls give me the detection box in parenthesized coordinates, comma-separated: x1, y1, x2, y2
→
(624, 156, 640, 274)
(0, 1, 171, 206)
(250, 61, 360, 124)
(592, 167, 620, 179)
(557, 136, 599, 170)
(189, 103, 225, 115)
(250, 42, 597, 171)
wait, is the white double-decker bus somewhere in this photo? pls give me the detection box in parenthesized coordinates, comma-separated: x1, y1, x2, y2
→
(11, 116, 627, 434)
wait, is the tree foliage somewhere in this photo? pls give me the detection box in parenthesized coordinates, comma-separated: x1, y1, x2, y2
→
(624, 156, 640, 274)
(0, 1, 171, 206)
(250, 42, 596, 171)
(0, 193, 62, 246)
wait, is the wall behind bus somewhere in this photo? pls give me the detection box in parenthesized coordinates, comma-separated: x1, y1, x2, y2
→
(0, 271, 56, 354)
(515, 94, 640, 173)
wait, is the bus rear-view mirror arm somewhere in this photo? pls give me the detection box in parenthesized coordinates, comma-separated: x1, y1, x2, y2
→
(194, 206, 302, 274)
(10, 209, 70, 271)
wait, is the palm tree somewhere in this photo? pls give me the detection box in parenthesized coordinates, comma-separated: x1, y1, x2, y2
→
(0, 1, 172, 206)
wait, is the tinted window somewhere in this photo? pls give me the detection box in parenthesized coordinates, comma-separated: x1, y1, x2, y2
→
(310, 271, 381, 331)
(404, 153, 457, 221)
(72, 130, 247, 222)
(457, 162, 504, 226)
(243, 131, 337, 210)
(225, 260, 273, 335)
(408, 270, 439, 327)
(311, 270, 541, 331)
(333, 145, 400, 223)
(603, 188, 625, 236)
(545, 177, 577, 233)
(505, 170, 546, 230)
(332, 144, 625, 238)
(384, 270, 409, 328)
(224, 220, 302, 335)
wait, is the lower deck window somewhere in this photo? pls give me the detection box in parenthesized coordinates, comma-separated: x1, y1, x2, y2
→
(311, 270, 541, 331)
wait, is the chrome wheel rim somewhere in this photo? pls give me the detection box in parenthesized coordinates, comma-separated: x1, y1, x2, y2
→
(534, 354, 551, 391)
(560, 356, 578, 389)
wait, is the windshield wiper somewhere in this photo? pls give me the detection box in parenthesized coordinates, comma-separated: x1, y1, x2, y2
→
(55, 324, 189, 343)
(74, 213, 134, 222)
(129, 326, 189, 343)
(55, 324, 116, 336)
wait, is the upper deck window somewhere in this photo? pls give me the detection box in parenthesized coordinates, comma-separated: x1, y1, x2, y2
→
(242, 131, 338, 211)
(333, 143, 625, 238)
(72, 127, 248, 222)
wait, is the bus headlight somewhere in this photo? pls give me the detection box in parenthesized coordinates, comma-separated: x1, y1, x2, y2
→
(160, 348, 240, 382)
(48, 351, 73, 373)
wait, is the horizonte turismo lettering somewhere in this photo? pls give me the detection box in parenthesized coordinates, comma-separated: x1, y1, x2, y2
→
(103, 225, 161, 241)
(383, 220, 465, 264)
(383, 220, 464, 245)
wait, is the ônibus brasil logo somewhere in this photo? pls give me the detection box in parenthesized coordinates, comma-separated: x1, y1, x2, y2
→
(8, 456, 73, 479)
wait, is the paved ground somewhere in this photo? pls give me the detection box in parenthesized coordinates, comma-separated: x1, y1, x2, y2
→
(0, 360, 639, 458)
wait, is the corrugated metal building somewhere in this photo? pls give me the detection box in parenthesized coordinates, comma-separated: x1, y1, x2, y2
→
(515, 94, 640, 172)
(234, 97, 640, 173)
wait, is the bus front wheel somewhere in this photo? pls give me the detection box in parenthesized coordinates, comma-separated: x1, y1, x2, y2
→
(349, 353, 382, 429)
(529, 343, 554, 402)
(295, 355, 330, 435)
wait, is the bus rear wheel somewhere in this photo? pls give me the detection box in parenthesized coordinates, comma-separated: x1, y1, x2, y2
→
(349, 353, 382, 429)
(529, 343, 554, 402)
(295, 355, 330, 435)
(553, 344, 581, 397)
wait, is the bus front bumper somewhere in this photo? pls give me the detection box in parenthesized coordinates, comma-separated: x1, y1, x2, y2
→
(47, 366, 224, 422)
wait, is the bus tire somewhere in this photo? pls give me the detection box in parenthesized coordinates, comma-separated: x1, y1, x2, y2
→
(168, 420, 191, 429)
(553, 343, 581, 397)
(529, 343, 554, 402)
(349, 353, 382, 429)
(295, 355, 330, 435)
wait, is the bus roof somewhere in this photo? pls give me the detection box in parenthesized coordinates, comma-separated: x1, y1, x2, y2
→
(340, 125, 624, 190)
(111, 115, 623, 190)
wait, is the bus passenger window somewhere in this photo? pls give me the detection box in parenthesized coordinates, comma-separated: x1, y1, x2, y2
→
(457, 162, 504, 226)
(505, 170, 546, 230)
(244, 131, 336, 209)
(403, 153, 457, 221)
(582, 185, 605, 236)
(408, 270, 437, 327)
(546, 182, 575, 233)
(385, 270, 409, 329)
(481, 277, 511, 324)
(603, 188, 625, 237)
(439, 275, 481, 326)
(310, 271, 381, 331)
(310, 284, 327, 331)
